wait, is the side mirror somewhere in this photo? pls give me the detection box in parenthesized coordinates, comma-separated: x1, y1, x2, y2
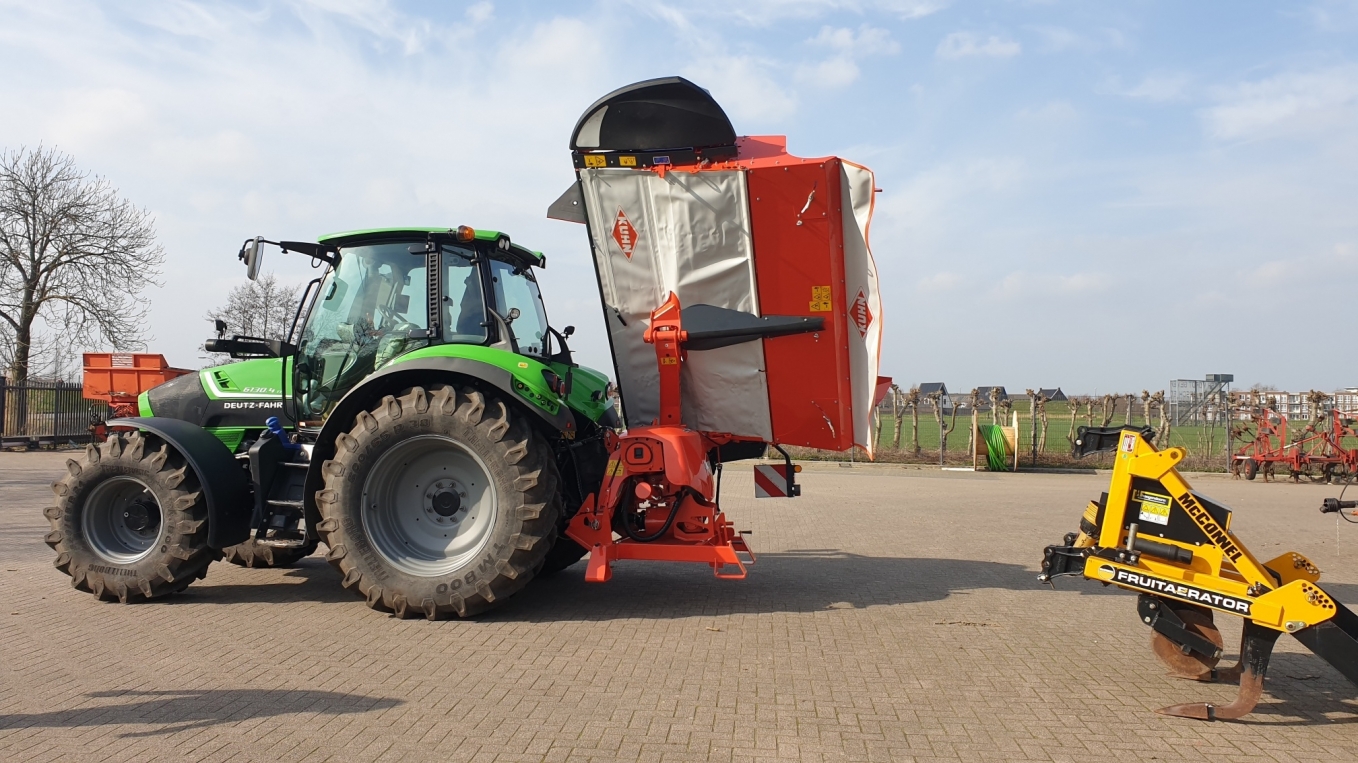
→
(242, 237, 264, 281)
(563, 325, 575, 338)
(507, 307, 520, 323)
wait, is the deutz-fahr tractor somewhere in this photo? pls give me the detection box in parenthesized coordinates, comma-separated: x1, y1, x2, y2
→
(44, 77, 885, 618)
(46, 224, 616, 617)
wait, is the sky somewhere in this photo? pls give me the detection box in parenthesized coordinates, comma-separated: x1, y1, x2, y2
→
(2, 0, 1356, 394)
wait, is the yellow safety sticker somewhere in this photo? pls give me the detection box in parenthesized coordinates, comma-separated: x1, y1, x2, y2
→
(606, 459, 625, 477)
(619, 156, 637, 167)
(810, 285, 832, 312)
(584, 155, 607, 167)
(660, 356, 678, 365)
(1134, 490, 1172, 526)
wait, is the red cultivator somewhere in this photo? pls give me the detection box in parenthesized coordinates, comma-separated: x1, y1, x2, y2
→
(1233, 407, 1358, 483)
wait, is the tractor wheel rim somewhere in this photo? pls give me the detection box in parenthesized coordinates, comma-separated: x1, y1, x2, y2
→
(82, 476, 164, 564)
(362, 434, 498, 577)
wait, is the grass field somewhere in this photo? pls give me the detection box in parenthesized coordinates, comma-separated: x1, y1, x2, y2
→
(825, 401, 1358, 472)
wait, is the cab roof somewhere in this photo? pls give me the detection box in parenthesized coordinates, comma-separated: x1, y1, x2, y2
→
(316, 227, 545, 266)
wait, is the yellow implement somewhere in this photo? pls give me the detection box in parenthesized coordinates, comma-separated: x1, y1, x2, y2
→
(1040, 426, 1358, 721)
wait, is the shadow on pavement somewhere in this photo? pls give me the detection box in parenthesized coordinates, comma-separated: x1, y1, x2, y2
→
(0, 689, 402, 737)
(172, 560, 352, 605)
(493, 550, 1063, 622)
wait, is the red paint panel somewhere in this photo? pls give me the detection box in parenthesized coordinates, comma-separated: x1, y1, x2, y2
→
(747, 160, 853, 450)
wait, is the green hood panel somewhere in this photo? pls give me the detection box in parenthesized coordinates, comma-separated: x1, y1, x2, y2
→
(200, 358, 291, 400)
(387, 345, 610, 422)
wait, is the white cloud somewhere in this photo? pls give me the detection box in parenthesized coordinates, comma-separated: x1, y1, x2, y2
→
(936, 32, 1021, 60)
(1202, 65, 1358, 139)
(798, 24, 898, 88)
(797, 58, 861, 88)
(466, 2, 494, 23)
(809, 24, 900, 56)
(684, 55, 798, 121)
(648, 0, 947, 25)
(1122, 73, 1191, 102)
(916, 272, 962, 291)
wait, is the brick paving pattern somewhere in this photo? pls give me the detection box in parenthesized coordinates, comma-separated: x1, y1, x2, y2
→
(1, 452, 1355, 761)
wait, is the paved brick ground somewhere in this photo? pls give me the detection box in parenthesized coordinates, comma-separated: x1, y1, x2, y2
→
(1, 452, 1356, 762)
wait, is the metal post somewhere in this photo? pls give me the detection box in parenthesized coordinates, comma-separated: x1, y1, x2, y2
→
(0, 376, 6, 440)
(53, 379, 62, 443)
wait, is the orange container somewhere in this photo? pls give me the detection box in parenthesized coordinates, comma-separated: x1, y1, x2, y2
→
(82, 353, 193, 404)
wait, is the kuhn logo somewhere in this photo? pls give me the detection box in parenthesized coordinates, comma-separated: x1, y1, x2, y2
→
(851, 289, 873, 337)
(611, 209, 639, 260)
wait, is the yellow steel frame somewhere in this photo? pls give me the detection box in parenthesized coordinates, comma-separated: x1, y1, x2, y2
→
(1080, 431, 1338, 634)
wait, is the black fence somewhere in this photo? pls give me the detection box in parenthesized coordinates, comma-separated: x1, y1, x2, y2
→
(0, 378, 109, 448)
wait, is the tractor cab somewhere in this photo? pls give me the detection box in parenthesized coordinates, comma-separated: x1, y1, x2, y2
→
(229, 226, 561, 425)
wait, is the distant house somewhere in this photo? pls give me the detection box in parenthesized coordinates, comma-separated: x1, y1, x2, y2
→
(1038, 388, 1068, 403)
(973, 386, 1009, 410)
(918, 382, 952, 413)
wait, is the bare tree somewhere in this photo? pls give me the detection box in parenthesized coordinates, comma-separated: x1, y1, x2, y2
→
(1037, 395, 1049, 453)
(1124, 393, 1136, 425)
(0, 146, 163, 384)
(965, 388, 981, 455)
(204, 273, 302, 346)
(927, 389, 959, 461)
(890, 384, 903, 450)
(1099, 394, 1117, 427)
(1152, 390, 1170, 445)
(905, 386, 921, 455)
(1067, 396, 1083, 450)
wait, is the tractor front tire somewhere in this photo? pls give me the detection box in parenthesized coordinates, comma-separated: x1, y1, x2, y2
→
(44, 432, 215, 602)
(223, 537, 319, 568)
(316, 385, 559, 619)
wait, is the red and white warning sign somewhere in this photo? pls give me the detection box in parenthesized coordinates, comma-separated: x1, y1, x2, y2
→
(851, 289, 873, 338)
(611, 208, 639, 260)
(754, 464, 795, 498)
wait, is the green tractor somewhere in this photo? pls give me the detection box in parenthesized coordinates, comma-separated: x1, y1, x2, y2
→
(44, 225, 616, 618)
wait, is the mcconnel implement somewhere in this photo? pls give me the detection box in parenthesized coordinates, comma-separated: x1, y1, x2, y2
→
(1039, 425, 1358, 720)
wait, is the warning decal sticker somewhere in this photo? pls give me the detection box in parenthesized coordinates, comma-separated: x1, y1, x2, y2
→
(611, 208, 639, 260)
(1134, 489, 1172, 526)
(851, 289, 873, 337)
(810, 285, 832, 312)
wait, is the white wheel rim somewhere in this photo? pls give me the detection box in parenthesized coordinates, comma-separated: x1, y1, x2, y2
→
(361, 434, 499, 577)
(82, 476, 164, 564)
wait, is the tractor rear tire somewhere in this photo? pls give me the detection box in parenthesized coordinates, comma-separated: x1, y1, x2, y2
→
(44, 432, 215, 602)
(223, 537, 319, 568)
(316, 385, 559, 619)
(537, 522, 588, 577)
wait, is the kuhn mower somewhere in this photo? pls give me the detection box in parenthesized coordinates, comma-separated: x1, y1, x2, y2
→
(44, 77, 883, 617)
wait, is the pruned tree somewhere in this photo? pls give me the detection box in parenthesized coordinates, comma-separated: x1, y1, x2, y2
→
(965, 388, 981, 455)
(988, 386, 1002, 425)
(927, 389, 959, 460)
(905, 386, 921, 455)
(204, 272, 302, 347)
(1067, 396, 1083, 450)
(1152, 390, 1170, 445)
(1140, 390, 1151, 426)
(890, 384, 904, 450)
(0, 146, 163, 385)
(1099, 394, 1117, 427)
(1124, 393, 1136, 425)
(1036, 393, 1050, 453)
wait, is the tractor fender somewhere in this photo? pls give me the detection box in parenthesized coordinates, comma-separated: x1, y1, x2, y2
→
(106, 417, 252, 549)
(301, 356, 578, 531)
